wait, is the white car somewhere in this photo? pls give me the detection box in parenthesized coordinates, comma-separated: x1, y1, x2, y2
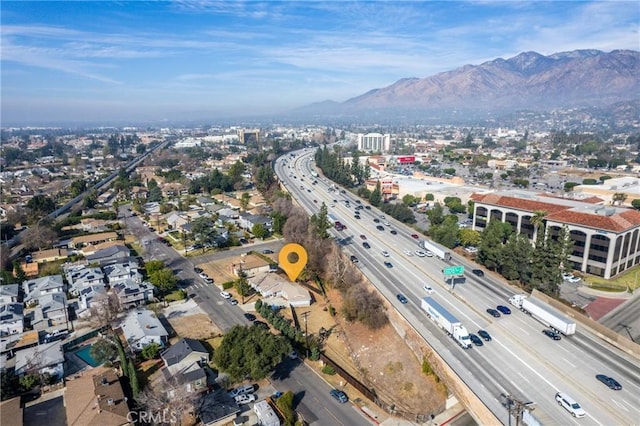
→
(220, 291, 232, 299)
(403, 250, 413, 257)
(235, 393, 257, 404)
(415, 250, 426, 257)
(423, 285, 434, 294)
(228, 384, 255, 398)
(424, 250, 434, 257)
(384, 221, 390, 226)
(381, 250, 390, 257)
(464, 246, 478, 254)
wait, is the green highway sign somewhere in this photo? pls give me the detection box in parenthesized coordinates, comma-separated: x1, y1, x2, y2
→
(443, 265, 465, 276)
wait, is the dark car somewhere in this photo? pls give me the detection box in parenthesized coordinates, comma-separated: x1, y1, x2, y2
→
(350, 255, 359, 264)
(329, 389, 348, 403)
(194, 267, 204, 274)
(253, 321, 269, 330)
(261, 249, 275, 254)
(496, 305, 511, 315)
(396, 294, 408, 304)
(373, 218, 380, 223)
(390, 230, 397, 235)
(411, 234, 419, 239)
(472, 269, 484, 277)
(469, 334, 484, 346)
(478, 330, 492, 341)
(365, 205, 371, 209)
(354, 215, 361, 219)
(384, 261, 393, 268)
(360, 234, 367, 239)
(243, 313, 256, 321)
(486, 308, 501, 318)
(376, 225, 385, 231)
(362, 242, 371, 249)
(595, 374, 622, 390)
(542, 329, 561, 340)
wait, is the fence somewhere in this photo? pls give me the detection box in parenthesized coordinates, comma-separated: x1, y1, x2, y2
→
(62, 326, 108, 351)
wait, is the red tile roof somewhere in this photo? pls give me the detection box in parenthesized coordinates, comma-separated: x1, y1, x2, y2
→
(473, 193, 640, 233)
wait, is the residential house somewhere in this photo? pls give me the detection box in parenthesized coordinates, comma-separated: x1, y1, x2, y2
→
(65, 367, 132, 426)
(249, 272, 312, 308)
(30, 292, 68, 329)
(0, 303, 24, 336)
(76, 285, 108, 318)
(119, 309, 168, 351)
(81, 240, 126, 257)
(86, 244, 131, 264)
(165, 212, 189, 231)
(230, 254, 272, 278)
(104, 263, 142, 285)
(23, 275, 64, 307)
(237, 213, 272, 233)
(70, 231, 119, 250)
(112, 280, 154, 310)
(65, 266, 105, 297)
(161, 338, 209, 394)
(15, 341, 65, 379)
(30, 248, 69, 264)
(198, 390, 241, 426)
(0, 284, 19, 304)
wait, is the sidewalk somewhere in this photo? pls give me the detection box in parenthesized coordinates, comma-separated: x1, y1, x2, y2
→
(578, 285, 634, 299)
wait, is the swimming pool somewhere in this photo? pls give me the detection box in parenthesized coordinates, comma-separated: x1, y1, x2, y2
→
(74, 345, 102, 367)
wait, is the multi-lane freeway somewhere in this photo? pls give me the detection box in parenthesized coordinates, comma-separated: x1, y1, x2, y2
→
(275, 148, 640, 425)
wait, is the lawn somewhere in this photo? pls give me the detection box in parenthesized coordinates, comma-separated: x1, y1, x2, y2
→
(583, 265, 640, 292)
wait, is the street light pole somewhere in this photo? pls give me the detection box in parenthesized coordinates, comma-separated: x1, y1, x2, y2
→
(301, 311, 310, 357)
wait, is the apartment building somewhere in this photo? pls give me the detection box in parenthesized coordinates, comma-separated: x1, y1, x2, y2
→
(357, 133, 391, 153)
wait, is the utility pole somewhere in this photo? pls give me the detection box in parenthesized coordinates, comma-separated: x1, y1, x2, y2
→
(501, 393, 536, 426)
(300, 311, 310, 357)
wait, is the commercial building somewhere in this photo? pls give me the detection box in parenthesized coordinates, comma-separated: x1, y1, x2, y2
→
(471, 190, 640, 279)
(357, 133, 391, 153)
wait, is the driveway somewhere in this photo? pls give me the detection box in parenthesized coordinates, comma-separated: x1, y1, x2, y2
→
(24, 394, 66, 426)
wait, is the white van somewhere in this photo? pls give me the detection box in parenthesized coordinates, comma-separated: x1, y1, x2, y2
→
(555, 392, 586, 418)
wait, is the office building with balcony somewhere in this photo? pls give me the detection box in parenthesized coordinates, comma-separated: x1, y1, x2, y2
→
(357, 133, 391, 153)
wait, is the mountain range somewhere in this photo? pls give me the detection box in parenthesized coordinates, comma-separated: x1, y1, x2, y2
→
(292, 49, 640, 121)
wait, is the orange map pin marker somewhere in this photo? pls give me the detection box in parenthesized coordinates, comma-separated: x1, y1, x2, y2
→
(278, 243, 308, 282)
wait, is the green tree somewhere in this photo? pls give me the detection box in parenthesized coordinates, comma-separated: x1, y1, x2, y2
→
(500, 234, 534, 282)
(141, 343, 160, 360)
(458, 229, 481, 247)
(631, 199, 640, 210)
(27, 195, 56, 214)
(145, 260, 165, 275)
(369, 181, 382, 207)
(90, 338, 116, 365)
(429, 215, 458, 248)
(252, 223, 268, 239)
(402, 194, 419, 206)
(426, 203, 445, 226)
(564, 182, 579, 192)
(310, 202, 331, 239)
(19, 374, 40, 392)
(228, 160, 245, 189)
(115, 336, 129, 377)
(271, 211, 287, 234)
(240, 192, 251, 211)
(275, 391, 296, 426)
(477, 220, 513, 271)
(425, 193, 435, 202)
(70, 179, 87, 197)
(234, 274, 252, 304)
(612, 192, 627, 206)
(149, 268, 177, 292)
(213, 325, 290, 382)
(129, 361, 140, 396)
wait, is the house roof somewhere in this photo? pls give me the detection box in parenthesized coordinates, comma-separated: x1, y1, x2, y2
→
(0, 284, 19, 298)
(198, 390, 240, 426)
(71, 232, 118, 245)
(15, 341, 64, 374)
(65, 366, 131, 426)
(161, 338, 208, 367)
(85, 242, 129, 261)
(119, 309, 168, 344)
(472, 190, 640, 233)
(0, 303, 23, 322)
(31, 248, 68, 262)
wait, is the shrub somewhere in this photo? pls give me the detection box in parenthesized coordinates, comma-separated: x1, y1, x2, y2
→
(222, 281, 234, 290)
(321, 365, 336, 375)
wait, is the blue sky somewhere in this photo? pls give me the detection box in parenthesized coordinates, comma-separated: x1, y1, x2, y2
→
(2, 1, 639, 125)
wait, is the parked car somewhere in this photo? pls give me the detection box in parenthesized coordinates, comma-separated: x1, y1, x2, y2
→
(396, 294, 408, 304)
(228, 384, 255, 398)
(542, 329, 561, 340)
(228, 298, 238, 305)
(234, 393, 256, 404)
(478, 330, 492, 341)
(261, 249, 275, 254)
(472, 269, 484, 277)
(253, 321, 269, 330)
(469, 334, 483, 346)
(464, 246, 478, 254)
(496, 305, 511, 315)
(595, 374, 622, 390)
(243, 313, 256, 321)
(486, 308, 501, 318)
(194, 267, 204, 274)
(220, 291, 232, 299)
(329, 389, 348, 403)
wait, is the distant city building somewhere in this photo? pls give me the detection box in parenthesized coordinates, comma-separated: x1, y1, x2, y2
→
(471, 190, 640, 279)
(238, 129, 259, 144)
(357, 133, 391, 152)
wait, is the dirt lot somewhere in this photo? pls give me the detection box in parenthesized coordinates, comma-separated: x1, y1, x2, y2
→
(280, 286, 446, 418)
(166, 313, 223, 343)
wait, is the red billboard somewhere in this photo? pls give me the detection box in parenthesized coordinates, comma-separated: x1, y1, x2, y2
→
(396, 155, 415, 164)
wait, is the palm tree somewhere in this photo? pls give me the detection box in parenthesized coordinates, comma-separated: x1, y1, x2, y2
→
(612, 192, 627, 206)
(530, 210, 548, 243)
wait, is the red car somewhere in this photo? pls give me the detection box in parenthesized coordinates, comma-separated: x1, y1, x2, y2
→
(411, 234, 419, 239)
